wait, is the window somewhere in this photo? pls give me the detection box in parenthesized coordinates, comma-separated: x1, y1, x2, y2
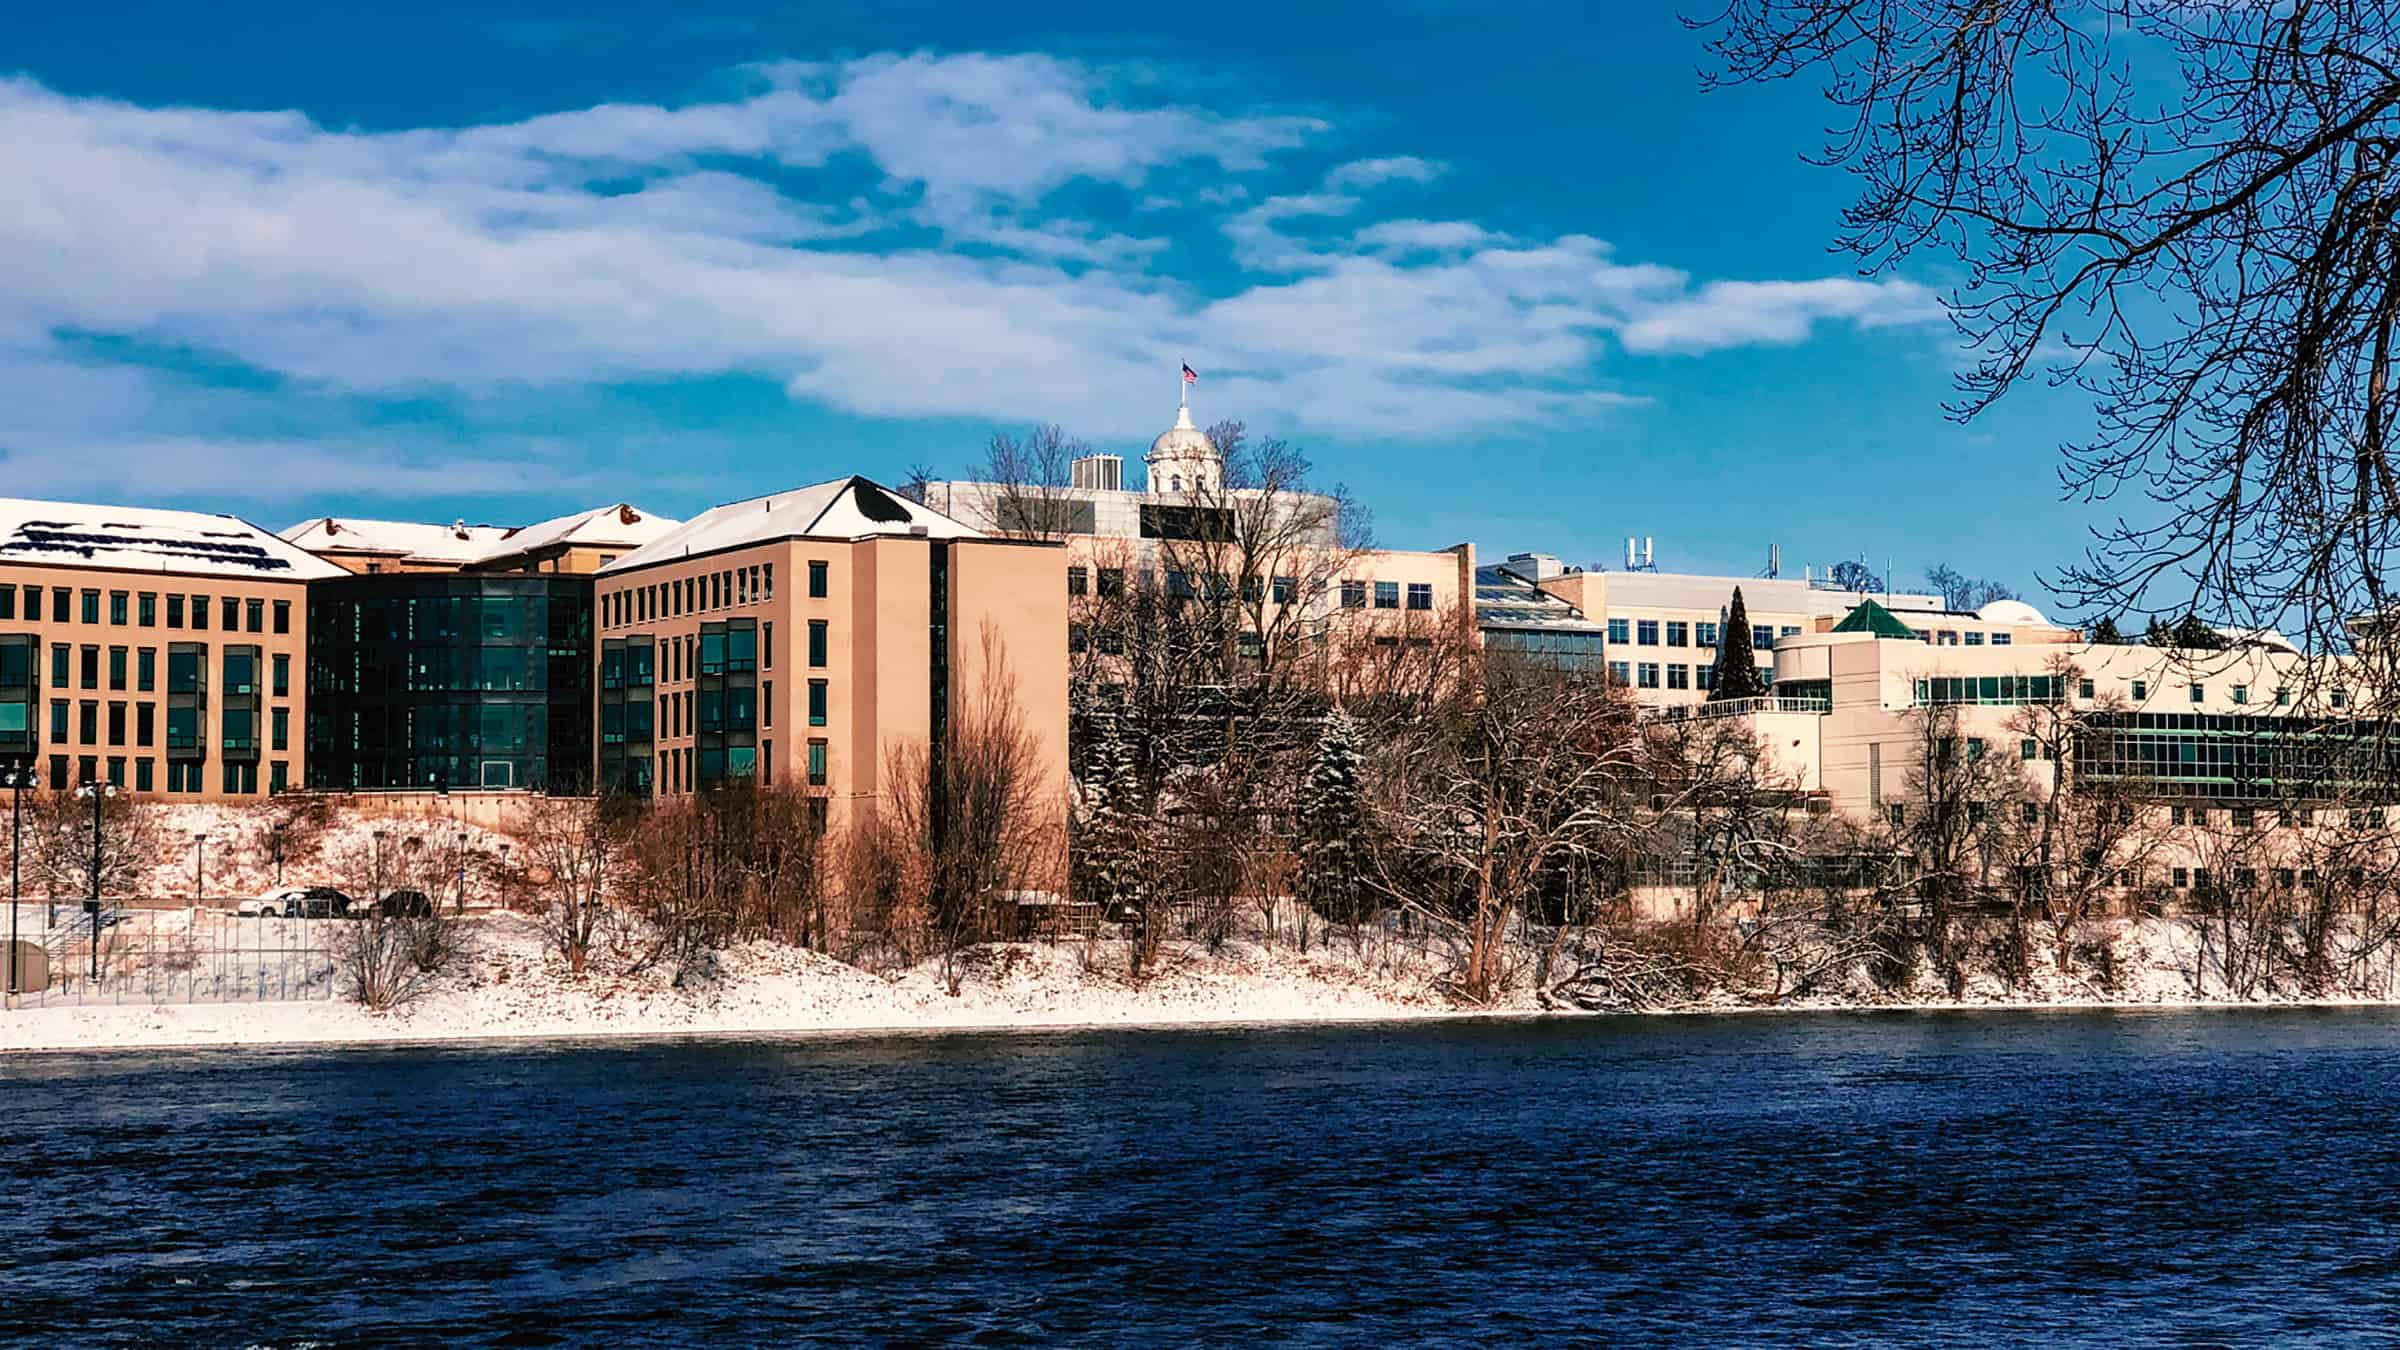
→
(2191, 806, 2209, 826)
(273, 599, 290, 635)
(106, 701, 125, 746)
(137, 759, 154, 792)
(2332, 688, 2350, 708)
(799, 559, 826, 599)
(1406, 583, 1433, 611)
(190, 594, 207, 631)
(51, 589, 68, 624)
(166, 594, 183, 628)
(1340, 581, 1366, 610)
(109, 591, 127, 625)
(80, 645, 98, 690)
(763, 564, 774, 601)
(1753, 624, 1775, 649)
(271, 708, 288, 751)
(108, 647, 126, 691)
(1636, 620, 1659, 646)
(272, 653, 289, 697)
(2231, 684, 2248, 705)
(1990, 633, 2013, 646)
(1607, 660, 1631, 685)
(1637, 662, 1661, 689)
(220, 597, 238, 631)
(1606, 618, 1630, 644)
(246, 599, 263, 633)
(137, 703, 153, 747)
(808, 621, 828, 668)
(2190, 682, 2205, 703)
(0, 586, 11, 621)
(2173, 868, 2189, 889)
(80, 589, 100, 624)
(1696, 622, 1718, 647)
(2170, 804, 2186, 825)
(223, 648, 257, 696)
(1665, 622, 1688, 647)
(807, 738, 828, 786)
(50, 644, 67, 689)
(269, 762, 286, 794)
(2020, 802, 2038, 824)
(167, 646, 202, 695)
(1695, 665, 1716, 691)
(2078, 679, 2095, 700)
(1964, 631, 1985, 646)
(1666, 664, 1690, 690)
(78, 701, 97, 744)
(136, 648, 155, 693)
(1888, 803, 1907, 826)
(2275, 686, 2291, 707)
(1373, 581, 1399, 609)
(1966, 737, 1985, 761)
(762, 622, 773, 671)
(1272, 575, 1298, 604)
(139, 592, 155, 626)
(728, 624, 757, 674)
(2131, 680, 2148, 700)
(2021, 738, 2038, 760)
(2232, 805, 2254, 827)
(1068, 566, 1088, 597)
(1781, 626, 1801, 638)
(48, 700, 66, 742)
(20, 586, 36, 622)
(808, 679, 827, 726)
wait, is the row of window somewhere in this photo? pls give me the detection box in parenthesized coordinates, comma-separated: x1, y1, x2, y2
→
(1609, 661, 1719, 692)
(0, 585, 289, 635)
(1606, 619, 1804, 650)
(601, 560, 833, 630)
(641, 738, 828, 795)
(31, 753, 283, 794)
(1923, 630, 2017, 647)
(601, 622, 829, 688)
(12, 643, 286, 697)
(33, 699, 288, 752)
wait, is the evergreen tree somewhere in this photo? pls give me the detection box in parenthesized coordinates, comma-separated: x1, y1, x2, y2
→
(1710, 587, 1768, 701)
(1076, 718, 1146, 922)
(2089, 616, 2123, 644)
(1296, 710, 1370, 926)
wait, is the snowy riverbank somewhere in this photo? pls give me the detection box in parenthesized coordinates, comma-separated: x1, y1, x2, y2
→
(6, 910, 2396, 1054)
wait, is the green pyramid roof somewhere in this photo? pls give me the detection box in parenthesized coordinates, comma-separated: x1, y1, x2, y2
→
(1832, 598, 1919, 640)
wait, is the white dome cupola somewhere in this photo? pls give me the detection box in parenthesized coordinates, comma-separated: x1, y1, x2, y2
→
(1146, 398, 1222, 495)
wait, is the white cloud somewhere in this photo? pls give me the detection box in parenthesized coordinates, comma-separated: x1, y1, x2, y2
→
(1324, 156, 1445, 191)
(0, 57, 1949, 504)
(1617, 278, 1945, 354)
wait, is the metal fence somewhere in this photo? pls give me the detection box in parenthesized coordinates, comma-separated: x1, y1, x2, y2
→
(4, 903, 341, 1008)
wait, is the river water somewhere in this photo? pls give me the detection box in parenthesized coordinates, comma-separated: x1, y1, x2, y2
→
(6, 1010, 2400, 1345)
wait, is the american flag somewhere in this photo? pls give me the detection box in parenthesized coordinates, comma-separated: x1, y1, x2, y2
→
(1181, 363, 1198, 385)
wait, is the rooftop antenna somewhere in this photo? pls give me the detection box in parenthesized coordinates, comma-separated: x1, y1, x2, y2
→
(1766, 542, 1780, 579)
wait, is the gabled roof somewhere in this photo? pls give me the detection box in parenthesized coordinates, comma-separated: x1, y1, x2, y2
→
(469, 503, 681, 565)
(280, 515, 512, 564)
(604, 477, 983, 573)
(0, 498, 348, 581)
(1832, 598, 1921, 640)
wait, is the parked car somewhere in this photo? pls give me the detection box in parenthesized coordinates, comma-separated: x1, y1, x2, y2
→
(378, 890, 435, 918)
(240, 889, 308, 918)
(284, 886, 355, 920)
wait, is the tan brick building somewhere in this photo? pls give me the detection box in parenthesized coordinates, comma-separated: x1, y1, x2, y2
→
(593, 477, 1068, 836)
(0, 499, 343, 799)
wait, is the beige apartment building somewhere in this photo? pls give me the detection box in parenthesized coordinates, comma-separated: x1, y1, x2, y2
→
(592, 477, 1069, 839)
(0, 499, 340, 799)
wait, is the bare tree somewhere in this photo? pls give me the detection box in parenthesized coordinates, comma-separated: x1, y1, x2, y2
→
(522, 794, 638, 975)
(1700, 2, 2400, 660)
(978, 423, 1093, 541)
(26, 789, 157, 919)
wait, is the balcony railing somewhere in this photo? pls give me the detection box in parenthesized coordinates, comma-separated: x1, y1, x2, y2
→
(1642, 696, 1831, 723)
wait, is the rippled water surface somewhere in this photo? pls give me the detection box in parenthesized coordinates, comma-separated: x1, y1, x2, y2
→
(9, 1011, 2400, 1345)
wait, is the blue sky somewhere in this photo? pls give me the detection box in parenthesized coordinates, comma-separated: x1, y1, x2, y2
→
(2, 0, 2102, 604)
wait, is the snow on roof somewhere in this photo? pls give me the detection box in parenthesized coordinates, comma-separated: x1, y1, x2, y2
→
(604, 478, 983, 573)
(0, 498, 347, 581)
(468, 503, 681, 565)
(280, 515, 513, 564)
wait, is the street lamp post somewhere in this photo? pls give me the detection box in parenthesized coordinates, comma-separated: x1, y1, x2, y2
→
(77, 782, 116, 984)
(4, 762, 30, 1003)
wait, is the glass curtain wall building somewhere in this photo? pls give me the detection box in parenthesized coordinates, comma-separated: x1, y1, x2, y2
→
(306, 574, 594, 792)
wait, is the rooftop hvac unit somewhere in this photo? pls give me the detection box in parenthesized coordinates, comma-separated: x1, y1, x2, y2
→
(1071, 454, 1124, 491)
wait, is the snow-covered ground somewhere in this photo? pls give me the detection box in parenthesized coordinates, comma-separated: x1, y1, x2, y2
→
(8, 907, 2399, 1055)
(0, 911, 1471, 1053)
